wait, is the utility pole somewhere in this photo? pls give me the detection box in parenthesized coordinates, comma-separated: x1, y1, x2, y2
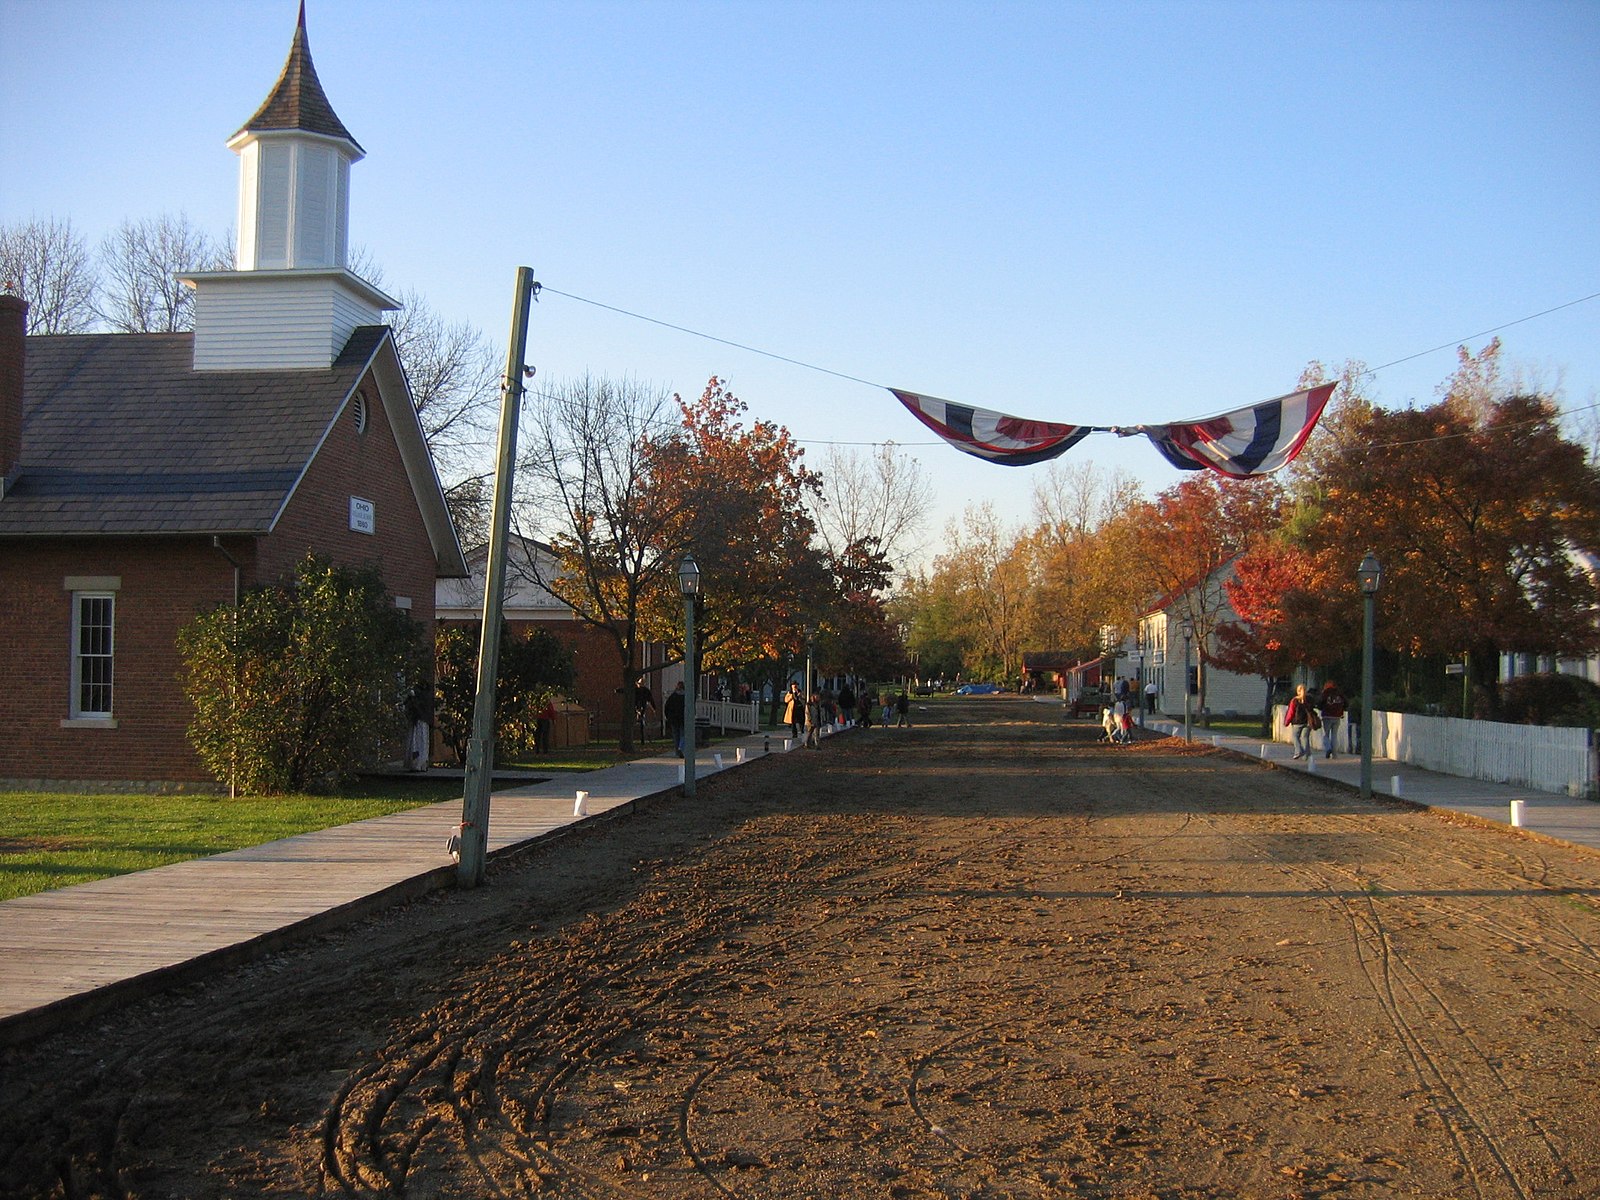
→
(457, 267, 537, 888)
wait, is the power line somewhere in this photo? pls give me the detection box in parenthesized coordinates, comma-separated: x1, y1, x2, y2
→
(539, 283, 1600, 450)
(1365, 291, 1600, 375)
(538, 286, 885, 390)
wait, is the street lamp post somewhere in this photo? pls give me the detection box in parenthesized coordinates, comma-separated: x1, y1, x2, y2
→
(1181, 618, 1194, 744)
(679, 554, 700, 797)
(804, 626, 816, 745)
(1357, 551, 1382, 800)
(1137, 649, 1146, 729)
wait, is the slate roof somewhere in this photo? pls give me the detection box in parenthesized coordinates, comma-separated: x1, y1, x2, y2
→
(232, 4, 362, 152)
(0, 328, 384, 537)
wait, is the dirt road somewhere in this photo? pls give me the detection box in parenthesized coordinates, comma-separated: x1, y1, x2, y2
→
(4, 699, 1600, 1199)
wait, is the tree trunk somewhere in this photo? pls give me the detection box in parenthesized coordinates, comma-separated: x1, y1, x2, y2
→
(1467, 643, 1502, 721)
(618, 665, 637, 753)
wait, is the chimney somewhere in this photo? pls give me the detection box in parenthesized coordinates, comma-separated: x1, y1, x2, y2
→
(0, 293, 25, 496)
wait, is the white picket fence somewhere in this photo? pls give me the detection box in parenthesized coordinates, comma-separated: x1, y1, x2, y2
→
(1274, 707, 1597, 799)
(696, 699, 762, 735)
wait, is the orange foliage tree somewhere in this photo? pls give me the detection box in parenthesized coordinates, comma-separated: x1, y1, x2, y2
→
(1300, 387, 1600, 715)
(640, 378, 835, 697)
(1211, 538, 1343, 730)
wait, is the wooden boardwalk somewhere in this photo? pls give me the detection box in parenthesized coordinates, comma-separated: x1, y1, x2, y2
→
(0, 734, 788, 1045)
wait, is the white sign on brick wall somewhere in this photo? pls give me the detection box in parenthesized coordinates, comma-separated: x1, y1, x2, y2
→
(349, 496, 375, 534)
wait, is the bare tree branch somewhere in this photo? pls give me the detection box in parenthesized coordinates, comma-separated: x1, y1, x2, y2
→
(97, 213, 226, 332)
(0, 216, 98, 333)
(810, 442, 932, 576)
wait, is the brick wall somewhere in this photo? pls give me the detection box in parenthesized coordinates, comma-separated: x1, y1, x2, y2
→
(0, 538, 235, 783)
(257, 377, 439, 633)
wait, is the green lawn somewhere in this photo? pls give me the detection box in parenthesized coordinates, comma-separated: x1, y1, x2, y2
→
(0, 778, 461, 902)
(1, 728, 781, 904)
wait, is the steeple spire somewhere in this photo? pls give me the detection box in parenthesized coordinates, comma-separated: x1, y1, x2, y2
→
(184, 2, 396, 370)
(232, 1, 362, 156)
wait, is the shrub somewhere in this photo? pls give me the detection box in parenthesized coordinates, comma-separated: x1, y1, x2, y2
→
(178, 556, 426, 793)
(434, 622, 576, 762)
(1498, 673, 1600, 728)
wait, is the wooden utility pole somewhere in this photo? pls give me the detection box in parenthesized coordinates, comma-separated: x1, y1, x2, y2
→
(457, 267, 537, 888)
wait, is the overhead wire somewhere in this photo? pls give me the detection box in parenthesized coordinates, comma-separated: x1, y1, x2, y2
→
(536, 283, 1600, 454)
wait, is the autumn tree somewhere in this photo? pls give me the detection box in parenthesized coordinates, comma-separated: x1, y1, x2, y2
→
(1023, 461, 1144, 660)
(925, 503, 1032, 682)
(894, 570, 969, 684)
(0, 216, 97, 333)
(818, 534, 906, 684)
(1286, 358, 1378, 512)
(641, 378, 835, 701)
(1300, 386, 1600, 716)
(1211, 538, 1336, 731)
(384, 284, 500, 480)
(513, 374, 686, 751)
(810, 441, 933, 576)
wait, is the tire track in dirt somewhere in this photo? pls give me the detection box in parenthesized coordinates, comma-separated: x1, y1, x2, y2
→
(1217, 815, 1576, 1199)
(7, 702, 1600, 1199)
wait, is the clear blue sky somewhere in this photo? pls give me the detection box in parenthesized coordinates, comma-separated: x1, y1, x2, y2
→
(4, 0, 1598, 553)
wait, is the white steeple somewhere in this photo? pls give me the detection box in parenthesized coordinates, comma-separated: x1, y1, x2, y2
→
(184, 3, 396, 370)
(228, 0, 360, 271)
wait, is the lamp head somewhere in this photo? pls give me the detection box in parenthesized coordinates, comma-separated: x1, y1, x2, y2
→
(678, 554, 701, 597)
(1357, 551, 1382, 595)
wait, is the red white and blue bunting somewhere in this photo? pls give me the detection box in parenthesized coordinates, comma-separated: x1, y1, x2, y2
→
(892, 382, 1335, 478)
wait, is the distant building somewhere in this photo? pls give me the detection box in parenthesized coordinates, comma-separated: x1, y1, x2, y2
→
(1122, 562, 1263, 718)
(435, 534, 679, 741)
(0, 11, 465, 785)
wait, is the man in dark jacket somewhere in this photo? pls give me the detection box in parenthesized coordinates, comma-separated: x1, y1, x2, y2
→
(665, 682, 686, 757)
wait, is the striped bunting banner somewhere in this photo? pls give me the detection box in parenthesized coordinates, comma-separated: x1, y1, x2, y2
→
(890, 389, 1092, 467)
(891, 382, 1334, 478)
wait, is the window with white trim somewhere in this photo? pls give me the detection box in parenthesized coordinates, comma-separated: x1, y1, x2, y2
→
(71, 592, 115, 718)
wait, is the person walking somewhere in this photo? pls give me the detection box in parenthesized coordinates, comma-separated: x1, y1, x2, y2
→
(535, 695, 557, 755)
(895, 691, 910, 728)
(665, 682, 687, 758)
(838, 682, 856, 728)
(1286, 683, 1316, 759)
(804, 691, 823, 748)
(1318, 680, 1348, 759)
(782, 682, 803, 740)
(634, 682, 656, 744)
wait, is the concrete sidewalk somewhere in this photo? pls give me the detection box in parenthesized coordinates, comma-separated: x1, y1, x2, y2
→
(0, 729, 799, 1045)
(1134, 712, 1600, 853)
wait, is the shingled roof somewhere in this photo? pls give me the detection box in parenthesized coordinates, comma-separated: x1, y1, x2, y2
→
(0, 328, 385, 536)
(232, 3, 362, 152)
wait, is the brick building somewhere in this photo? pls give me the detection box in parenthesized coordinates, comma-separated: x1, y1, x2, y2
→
(0, 13, 465, 785)
(435, 535, 681, 743)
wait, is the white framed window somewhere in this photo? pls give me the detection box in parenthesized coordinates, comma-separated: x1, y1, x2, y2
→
(71, 591, 115, 719)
